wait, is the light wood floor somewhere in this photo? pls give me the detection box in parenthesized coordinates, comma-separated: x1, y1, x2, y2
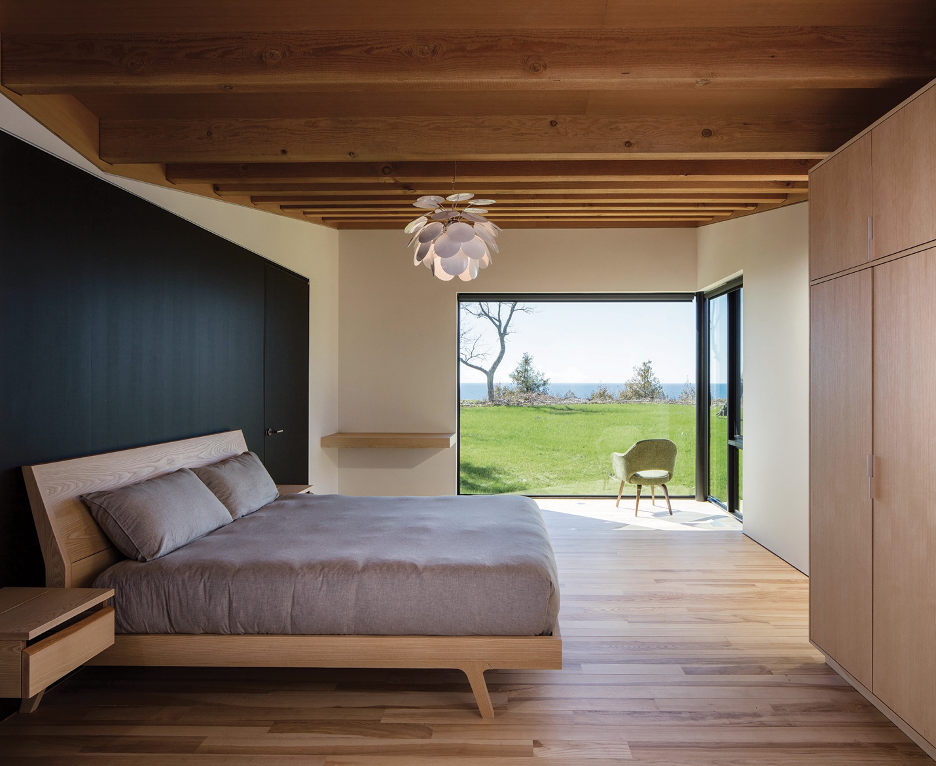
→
(1, 501, 931, 765)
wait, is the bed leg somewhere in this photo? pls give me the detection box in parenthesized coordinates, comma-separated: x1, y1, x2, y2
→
(461, 663, 495, 719)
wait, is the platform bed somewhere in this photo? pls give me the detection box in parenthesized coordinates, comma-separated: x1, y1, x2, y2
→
(23, 430, 562, 718)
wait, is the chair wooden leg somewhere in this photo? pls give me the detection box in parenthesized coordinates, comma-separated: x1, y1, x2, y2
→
(651, 485, 656, 506)
(461, 663, 495, 719)
(616, 480, 625, 508)
(662, 484, 673, 515)
(635, 485, 641, 516)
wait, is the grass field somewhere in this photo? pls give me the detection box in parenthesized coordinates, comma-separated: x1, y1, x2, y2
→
(459, 402, 711, 496)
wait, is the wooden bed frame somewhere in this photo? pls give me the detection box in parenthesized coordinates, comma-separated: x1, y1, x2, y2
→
(22, 430, 561, 717)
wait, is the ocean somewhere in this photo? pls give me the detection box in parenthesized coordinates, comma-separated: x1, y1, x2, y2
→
(459, 382, 728, 401)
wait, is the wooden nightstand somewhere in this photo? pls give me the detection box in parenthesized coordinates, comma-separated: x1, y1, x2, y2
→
(0, 587, 114, 713)
(277, 484, 314, 494)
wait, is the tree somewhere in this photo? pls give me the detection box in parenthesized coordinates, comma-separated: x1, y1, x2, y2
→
(509, 353, 550, 394)
(619, 360, 666, 401)
(677, 379, 696, 405)
(459, 302, 533, 400)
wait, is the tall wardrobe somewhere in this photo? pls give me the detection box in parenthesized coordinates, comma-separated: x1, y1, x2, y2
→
(810, 78, 936, 757)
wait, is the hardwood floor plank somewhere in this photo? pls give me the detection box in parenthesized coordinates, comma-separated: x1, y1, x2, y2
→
(0, 502, 929, 763)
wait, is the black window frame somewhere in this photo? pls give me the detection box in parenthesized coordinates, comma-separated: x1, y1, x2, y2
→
(697, 277, 743, 516)
(456, 292, 700, 498)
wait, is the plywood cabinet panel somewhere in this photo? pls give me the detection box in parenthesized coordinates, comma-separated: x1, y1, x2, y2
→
(809, 271, 873, 686)
(872, 86, 936, 259)
(872, 247, 936, 744)
(809, 134, 872, 281)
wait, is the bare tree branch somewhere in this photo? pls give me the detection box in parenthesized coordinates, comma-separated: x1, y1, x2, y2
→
(459, 301, 534, 400)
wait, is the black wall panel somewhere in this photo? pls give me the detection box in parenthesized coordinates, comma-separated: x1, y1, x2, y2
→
(0, 130, 307, 603)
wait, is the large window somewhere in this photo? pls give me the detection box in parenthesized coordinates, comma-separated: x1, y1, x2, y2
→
(457, 295, 697, 496)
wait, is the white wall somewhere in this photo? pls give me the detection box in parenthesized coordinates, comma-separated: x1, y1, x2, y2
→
(698, 203, 810, 573)
(335, 228, 698, 495)
(0, 96, 341, 492)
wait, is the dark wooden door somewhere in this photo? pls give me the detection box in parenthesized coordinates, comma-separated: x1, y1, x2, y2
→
(263, 264, 310, 484)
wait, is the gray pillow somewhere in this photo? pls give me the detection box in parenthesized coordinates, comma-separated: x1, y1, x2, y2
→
(82, 468, 232, 562)
(191, 451, 279, 519)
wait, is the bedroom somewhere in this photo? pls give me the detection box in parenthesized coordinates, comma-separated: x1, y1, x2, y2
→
(1, 1, 935, 762)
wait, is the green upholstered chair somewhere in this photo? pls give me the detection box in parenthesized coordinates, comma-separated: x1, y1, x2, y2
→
(611, 439, 677, 516)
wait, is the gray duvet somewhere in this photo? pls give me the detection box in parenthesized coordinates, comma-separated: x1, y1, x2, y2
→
(93, 493, 560, 636)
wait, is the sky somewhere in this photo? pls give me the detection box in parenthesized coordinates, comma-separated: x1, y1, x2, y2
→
(459, 300, 699, 385)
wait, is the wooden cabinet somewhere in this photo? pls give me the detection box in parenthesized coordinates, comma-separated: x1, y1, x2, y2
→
(872, 249, 936, 744)
(808, 271, 873, 687)
(809, 134, 872, 281)
(809, 78, 936, 759)
(872, 85, 936, 259)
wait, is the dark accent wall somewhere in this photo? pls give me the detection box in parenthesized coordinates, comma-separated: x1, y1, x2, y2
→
(0, 130, 309, 597)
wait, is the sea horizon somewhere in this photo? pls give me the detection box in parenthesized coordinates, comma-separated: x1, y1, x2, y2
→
(459, 381, 727, 401)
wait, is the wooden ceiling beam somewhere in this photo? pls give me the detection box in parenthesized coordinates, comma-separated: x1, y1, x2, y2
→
(4, 2, 935, 35)
(252, 194, 785, 204)
(312, 211, 728, 219)
(99, 114, 859, 163)
(277, 204, 756, 213)
(336, 220, 702, 229)
(4, 28, 933, 95)
(169, 159, 816, 185)
(213, 180, 808, 196)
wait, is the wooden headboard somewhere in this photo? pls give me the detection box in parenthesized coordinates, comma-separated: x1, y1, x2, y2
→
(22, 430, 249, 588)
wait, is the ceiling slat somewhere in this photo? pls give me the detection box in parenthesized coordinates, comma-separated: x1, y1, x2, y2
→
(253, 195, 784, 204)
(167, 159, 816, 184)
(212, 181, 808, 196)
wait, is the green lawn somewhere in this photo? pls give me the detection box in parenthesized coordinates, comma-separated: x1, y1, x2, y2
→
(459, 402, 705, 496)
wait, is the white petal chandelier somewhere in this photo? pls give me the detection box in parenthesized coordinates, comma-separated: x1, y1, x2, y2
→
(404, 192, 500, 281)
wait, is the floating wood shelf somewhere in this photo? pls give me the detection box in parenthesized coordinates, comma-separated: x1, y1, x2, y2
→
(321, 433, 456, 449)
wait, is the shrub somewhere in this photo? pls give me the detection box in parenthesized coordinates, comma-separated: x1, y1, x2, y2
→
(589, 384, 614, 402)
(619, 360, 666, 401)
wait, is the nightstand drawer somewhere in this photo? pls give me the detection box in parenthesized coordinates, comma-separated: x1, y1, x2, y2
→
(22, 607, 114, 697)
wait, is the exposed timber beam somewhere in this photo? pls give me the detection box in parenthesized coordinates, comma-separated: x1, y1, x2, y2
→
(335, 220, 702, 229)
(169, 159, 816, 184)
(277, 204, 755, 213)
(100, 114, 854, 163)
(213, 181, 808, 196)
(4, 28, 934, 95)
(251, 194, 784, 204)
(3, 2, 936, 35)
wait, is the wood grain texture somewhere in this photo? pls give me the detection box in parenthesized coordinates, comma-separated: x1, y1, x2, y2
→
(5, 27, 933, 94)
(0, 640, 23, 697)
(22, 430, 248, 588)
(0, 588, 112, 640)
(808, 272, 873, 687)
(825, 654, 936, 761)
(0, 507, 930, 761)
(168, 159, 816, 183)
(99, 114, 849, 163)
(90, 633, 560, 671)
(216, 181, 809, 195)
(3, 0, 935, 33)
(872, 84, 936, 259)
(809, 133, 872, 280)
(22, 607, 115, 698)
(320, 433, 456, 449)
(872, 248, 936, 745)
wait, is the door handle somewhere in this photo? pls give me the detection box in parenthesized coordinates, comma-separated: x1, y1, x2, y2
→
(266, 428, 284, 436)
